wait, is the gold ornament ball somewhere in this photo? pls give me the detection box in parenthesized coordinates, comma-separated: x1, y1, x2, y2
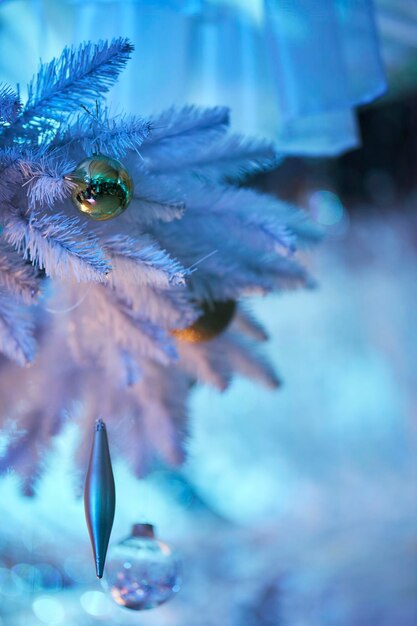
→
(171, 300, 236, 343)
(66, 154, 133, 221)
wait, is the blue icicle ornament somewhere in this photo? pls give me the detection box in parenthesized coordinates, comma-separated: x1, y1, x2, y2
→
(84, 419, 116, 578)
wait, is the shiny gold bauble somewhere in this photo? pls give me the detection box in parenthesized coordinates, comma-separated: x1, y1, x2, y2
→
(66, 155, 133, 221)
(171, 300, 236, 343)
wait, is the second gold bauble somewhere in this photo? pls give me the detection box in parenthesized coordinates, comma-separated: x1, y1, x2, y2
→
(66, 154, 133, 221)
(171, 300, 236, 343)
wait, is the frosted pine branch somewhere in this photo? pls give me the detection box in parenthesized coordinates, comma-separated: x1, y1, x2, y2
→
(176, 339, 232, 391)
(18, 153, 76, 209)
(219, 186, 323, 244)
(0, 38, 321, 486)
(109, 291, 178, 365)
(57, 108, 150, 158)
(104, 235, 188, 287)
(234, 307, 269, 342)
(149, 208, 313, 300)
(144, 105, 229, 146)
(145, 133, 279, 181)
(179, 180, 322, 245)
(0, 419, 26, 459)
(0, 243, 40, 303)
(0, 84, 21, 124)
(129, 196, 185, 224)
(106, 363, 189, 475)
(4, 211, 111, 281)
(9, 38, 134, 140)
(115, 283, 197, 329)
(222, 335, 280, 389)
(0, 148, 24, 203)
(177, 181, 299, 253)
(0, 291, 36, 365)
(0, 149, 76, 209)
(70, 285, 178, 367)
(128, 173, 186, 223)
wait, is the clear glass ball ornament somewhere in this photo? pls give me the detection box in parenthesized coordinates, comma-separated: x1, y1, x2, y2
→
(103, 524, 181, 610)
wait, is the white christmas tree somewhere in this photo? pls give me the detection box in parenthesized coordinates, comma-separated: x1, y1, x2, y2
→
(0, 38, 319, 494)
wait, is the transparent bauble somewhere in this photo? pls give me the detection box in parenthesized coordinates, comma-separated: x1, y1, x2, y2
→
(103, 524, 181, 611)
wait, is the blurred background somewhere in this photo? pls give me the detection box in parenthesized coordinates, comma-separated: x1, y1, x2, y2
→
(0, 0, 417, 624)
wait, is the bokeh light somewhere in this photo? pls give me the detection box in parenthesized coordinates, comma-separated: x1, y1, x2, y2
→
(12, 564, 43, 592)
(309, 189, 349, 237)
(79, 590, 113, 619)
(32, 597, 65, 625)
(0, 568, 22, 598)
